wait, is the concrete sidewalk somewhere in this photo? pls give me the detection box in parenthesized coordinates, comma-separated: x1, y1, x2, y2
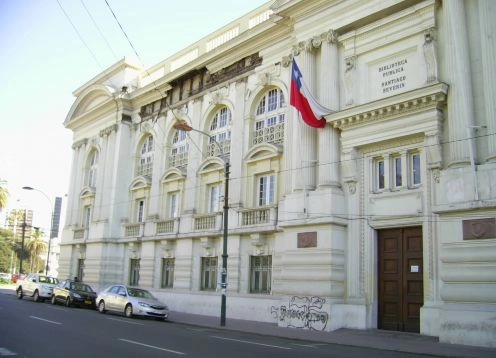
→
(168, 310, 496, 357)
(1, 285, 494, 357)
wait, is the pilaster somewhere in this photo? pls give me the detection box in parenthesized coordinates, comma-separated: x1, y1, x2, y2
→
(444, 0, 475, 167)
(318, 30, 341, 189)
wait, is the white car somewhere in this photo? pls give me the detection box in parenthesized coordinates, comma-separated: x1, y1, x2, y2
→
(96, 285, 169, 320)
(16, 273, 59, 302)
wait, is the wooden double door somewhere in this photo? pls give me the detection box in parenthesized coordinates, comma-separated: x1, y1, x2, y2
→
(378, 227, 423, 333)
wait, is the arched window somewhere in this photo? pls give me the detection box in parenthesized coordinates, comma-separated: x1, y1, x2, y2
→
(87, 150, 98, 188)
(207, 106, 231, 157)
(253, 88, 285, 145)
(137, 135, 154, 177)
(170, 130, 189, 168)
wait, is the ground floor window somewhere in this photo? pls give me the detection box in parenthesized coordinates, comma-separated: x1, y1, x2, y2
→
(129, 259, 140, 286)
(77, 259, 85, 282)
(250, 255, 272, 294)
(161, 258, 175, 288)
(201, 257, 218, 291)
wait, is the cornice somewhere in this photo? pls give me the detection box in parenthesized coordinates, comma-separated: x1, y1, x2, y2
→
(326, 82, 448, 130)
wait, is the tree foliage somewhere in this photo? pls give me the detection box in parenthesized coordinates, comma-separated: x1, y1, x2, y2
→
(0, 228, 15, 272)
(0, 179, 9, 212)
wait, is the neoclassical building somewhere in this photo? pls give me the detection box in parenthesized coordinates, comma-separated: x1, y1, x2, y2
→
(61, 0, 496, 348)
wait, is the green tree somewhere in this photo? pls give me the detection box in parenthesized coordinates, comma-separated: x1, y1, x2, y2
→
(0, 179, 9, 212)
(0, 228, 15, 272)
(26, 229, 47, 273)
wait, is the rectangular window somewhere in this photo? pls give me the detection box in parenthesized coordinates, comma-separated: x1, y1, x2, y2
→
(129, 259, 140, 286)
(208, 185, 221, 213)
(137, 200, 145, 222)
(201, 257, 217, 290)
(250, 255, 272, 294)
(376, 159, 385, 190)
(393, 156, 402, 188)
(258, 175, 275, 206)
(161, 258, 174, 288)
(411, 153, 421, 185)
(168, 192, 179, 218)
(77, 259, 85, 282)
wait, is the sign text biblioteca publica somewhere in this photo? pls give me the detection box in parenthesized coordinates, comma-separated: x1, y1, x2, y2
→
(379, 59, 407, 94)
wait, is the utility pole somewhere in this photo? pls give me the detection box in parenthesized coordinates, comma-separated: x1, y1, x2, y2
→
(19, 209, 26, 274)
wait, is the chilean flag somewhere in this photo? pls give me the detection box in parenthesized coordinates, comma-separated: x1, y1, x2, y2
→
(290, 58, 332, 128)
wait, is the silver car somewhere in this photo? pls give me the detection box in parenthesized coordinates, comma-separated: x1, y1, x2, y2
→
(96, 284, 169, 320)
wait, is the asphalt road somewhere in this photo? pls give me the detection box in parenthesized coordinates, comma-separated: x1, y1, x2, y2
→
(0, 292, 434, 357)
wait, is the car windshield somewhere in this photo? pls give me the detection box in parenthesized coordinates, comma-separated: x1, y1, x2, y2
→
(39, 276, 58, 284)
(127, 288, 154, 299)
(71, 283, 93, 292)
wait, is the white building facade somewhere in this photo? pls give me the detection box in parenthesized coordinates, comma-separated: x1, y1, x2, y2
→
(61, 0, 496, 348)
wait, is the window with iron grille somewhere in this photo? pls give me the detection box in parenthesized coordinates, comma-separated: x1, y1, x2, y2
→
(250, 255, 272, 294)
(137, 136, 154, 177)
(208, 107, 231, 157)
(129, 259, 140, 286)
(161, 258, 174, 288)
(77, 259, 85, 282)
(253, 88, 285, 145)
(201, 257, 218, 290)
(170, 130, 189, 168)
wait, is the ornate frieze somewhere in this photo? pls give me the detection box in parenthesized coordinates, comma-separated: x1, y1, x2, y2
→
(72, 138, 88, 150)
(329, 82, 448, 130)
(99, 124, 118, 137)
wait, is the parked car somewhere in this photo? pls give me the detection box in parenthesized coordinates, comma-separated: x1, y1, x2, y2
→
(11, 273, 27, 284)
(51, 279, 97, 308)
(16, 273, 59, 302)
(96, 284, 169, 320)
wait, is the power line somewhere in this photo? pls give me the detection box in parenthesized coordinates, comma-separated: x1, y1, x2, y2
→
(56, 0, 104, 69)
(80, 0, 119, 61)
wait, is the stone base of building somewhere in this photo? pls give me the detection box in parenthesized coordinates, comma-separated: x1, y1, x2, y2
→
(437, 304, 496, 348)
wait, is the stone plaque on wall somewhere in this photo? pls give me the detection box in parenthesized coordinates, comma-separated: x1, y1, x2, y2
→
(368, 49, 422, 101)
(462, 218, 496, 240)
(297, 232, 317, 248)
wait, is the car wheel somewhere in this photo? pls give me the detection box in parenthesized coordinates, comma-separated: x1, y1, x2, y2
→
(51, 295, 56, 305)
(65, 297, 72, 308)
(124, 304, 133, 318)
(98, 300, 106, 313)
(16, 287, 23, 299)
(33, 290, 40, 302)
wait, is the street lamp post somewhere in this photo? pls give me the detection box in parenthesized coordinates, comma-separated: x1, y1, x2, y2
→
(22, 186, 53, 275)
(173, 120, 230, 327)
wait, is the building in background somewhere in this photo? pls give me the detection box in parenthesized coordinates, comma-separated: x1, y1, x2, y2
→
(60, 0, 496, 348)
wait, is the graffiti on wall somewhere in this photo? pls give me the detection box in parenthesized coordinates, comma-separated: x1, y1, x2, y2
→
(271, 296, 328, 331)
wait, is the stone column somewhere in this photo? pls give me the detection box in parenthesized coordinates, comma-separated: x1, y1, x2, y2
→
(479, 0, 496, 162)
(282, 56, 294, 196)
(318, 30, 341, 188)
(69, 139, 87, 226)
(444, 0, 475, 167)
(293, 40, 318, 191)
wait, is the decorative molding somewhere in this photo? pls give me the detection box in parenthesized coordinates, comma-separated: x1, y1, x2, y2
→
(344, 56, 356, 106)
(99, 124, 118, 137)
(423, 28, 438, 83)
(72, 138, 88, 150)
(328, 82, 448, 130)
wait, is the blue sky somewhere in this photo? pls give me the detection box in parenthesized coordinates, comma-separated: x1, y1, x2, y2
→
(0, 0, 268, 232)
